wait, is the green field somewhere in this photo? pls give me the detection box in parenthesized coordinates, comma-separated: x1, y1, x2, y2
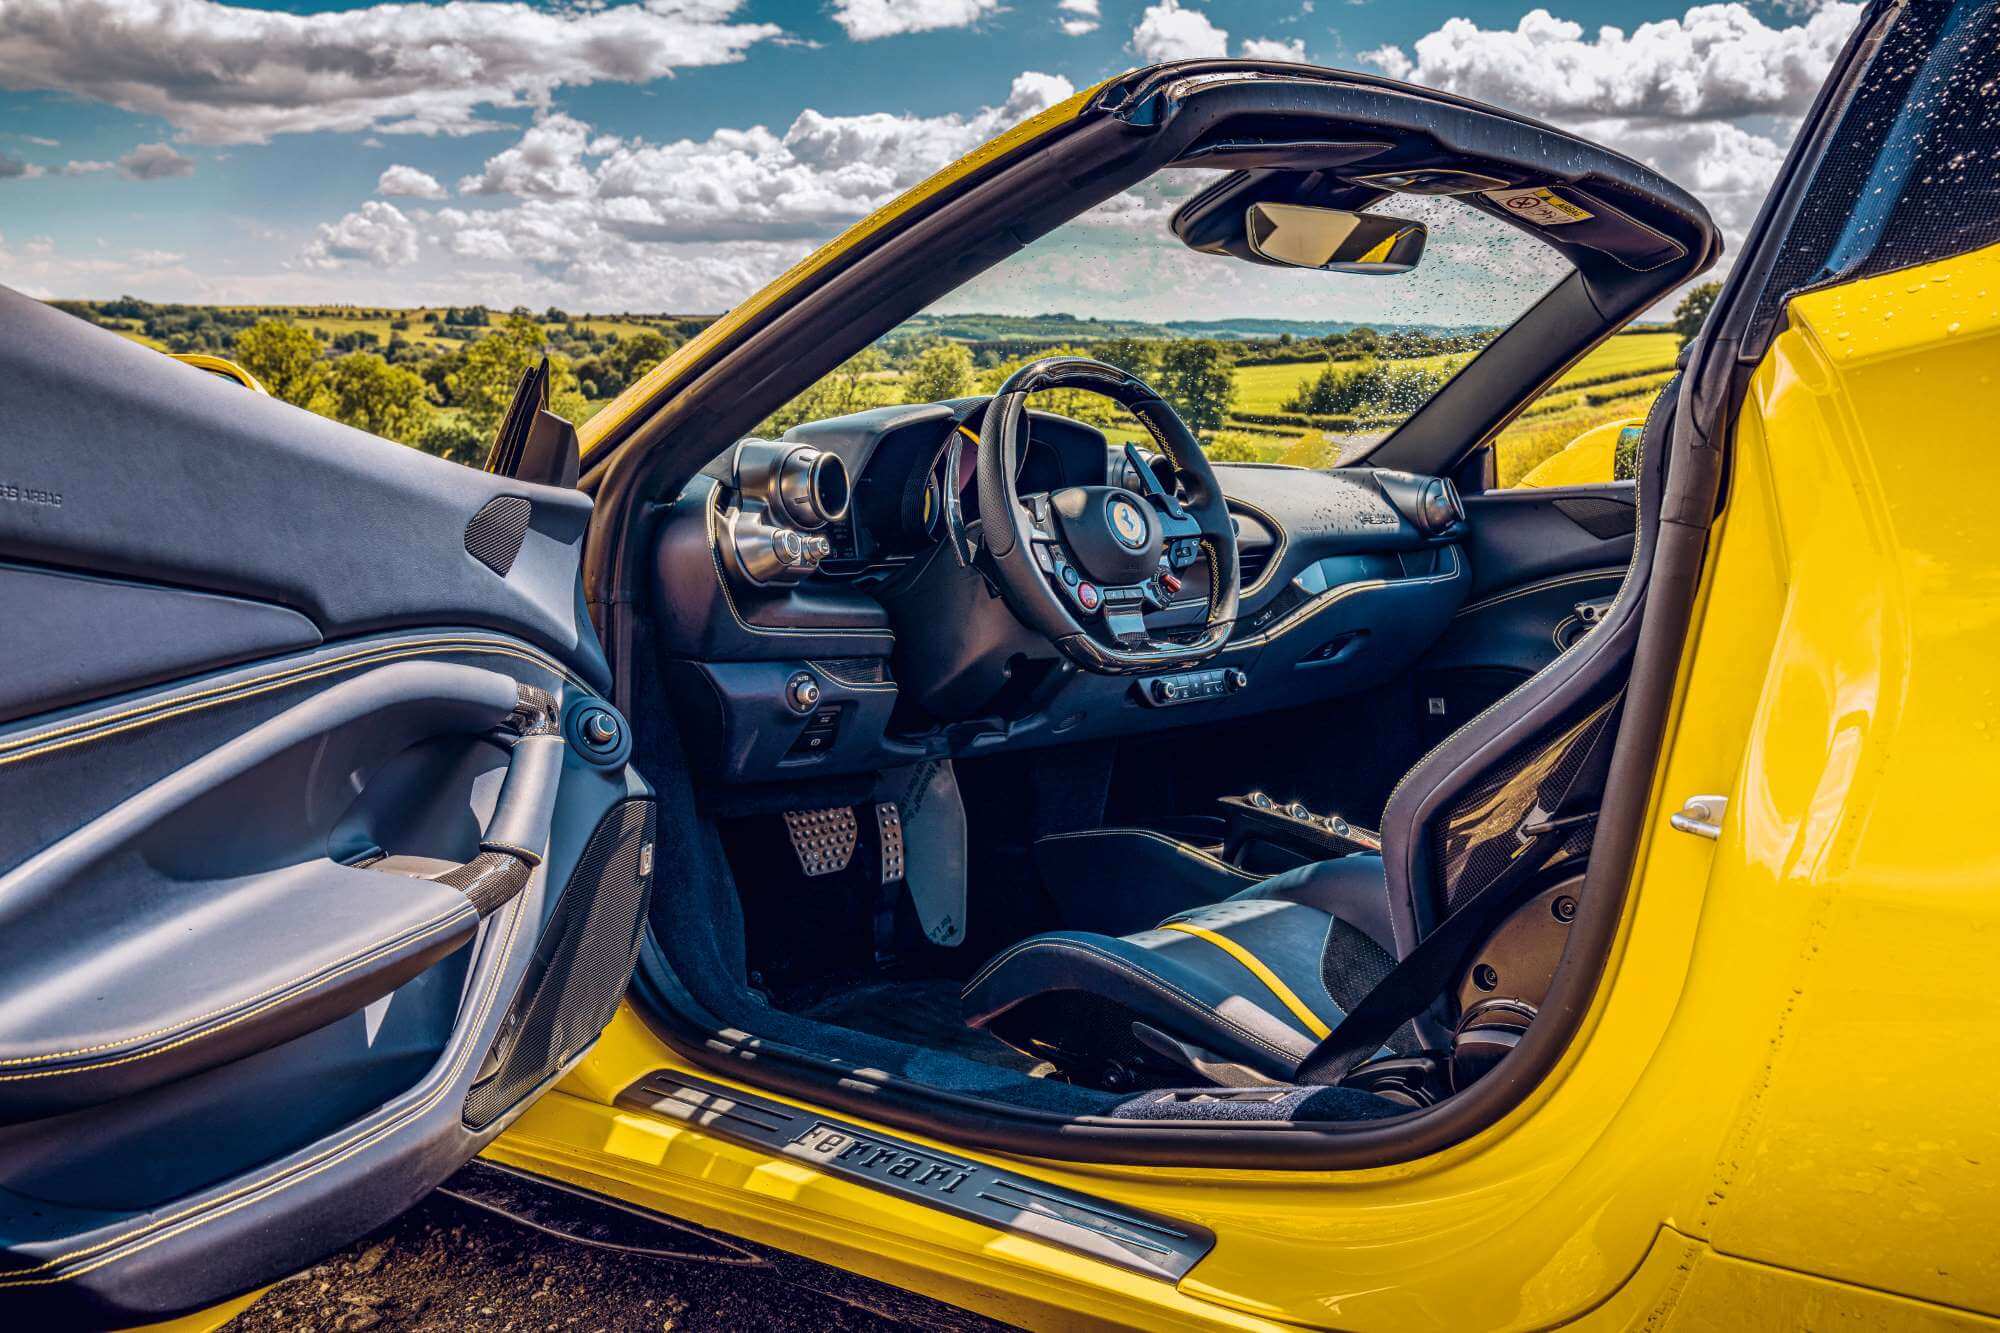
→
(1209, 331, 1680, 476)
(1227, 331, 1674, 420)
(91, 291, 1679, 486)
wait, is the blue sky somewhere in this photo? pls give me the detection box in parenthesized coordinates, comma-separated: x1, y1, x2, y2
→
(0, 1, 1862, 314)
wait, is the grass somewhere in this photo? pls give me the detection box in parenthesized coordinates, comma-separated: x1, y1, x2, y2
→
(1230, 349, 1476, 416)
(1227, 331, 1677, 420)
(1213, 331, 1681, 476)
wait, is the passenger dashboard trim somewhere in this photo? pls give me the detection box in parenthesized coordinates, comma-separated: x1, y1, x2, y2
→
(1235, 544, 1465, 648)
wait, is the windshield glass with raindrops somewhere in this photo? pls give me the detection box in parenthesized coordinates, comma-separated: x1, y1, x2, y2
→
(757, 172, 1574, 469)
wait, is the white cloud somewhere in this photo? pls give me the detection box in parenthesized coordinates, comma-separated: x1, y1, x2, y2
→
(449, 71, 1074, 242)
(1363, 3, 1864, 267)
(459, 115, 600, 199)
(60, 159, 114, 176)
(1571, 115, 1788, 237)
(117, 142, 194, 180)
(0, 0, 785, 145)
(301, 200, 420, 270)
(0, 232, 203, 299)
(1058, 0, 1100, 36)
(1132, 0, 1227, 62)
(1363, 4, 1862, 122)
(0, 151, 41, 180)
(377, 164, 447, 199)
(829, 0, 1003, 42)
(386, 71, 1075, 308)
(1240, 36, 1307, 61)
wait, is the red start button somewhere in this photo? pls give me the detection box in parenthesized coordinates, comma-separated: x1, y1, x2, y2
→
(1076, 582, 1101, 611)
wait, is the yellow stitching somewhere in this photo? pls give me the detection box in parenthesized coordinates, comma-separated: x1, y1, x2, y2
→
(0, 892, 529, 1285)
(0, 905, 474, 1072)
(1239, 545, 1464, 647)
(0, 642, 579, 769)
(0, 637, 588, 766)
(1453, 567, 1626, 618)
(0, 635, 585, 757)
(1156, 921, 1333, 1039)
(964, 937, 1299, 1062)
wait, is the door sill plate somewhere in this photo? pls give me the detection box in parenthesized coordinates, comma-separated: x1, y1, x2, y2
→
(616, 1071, 1214, 1282)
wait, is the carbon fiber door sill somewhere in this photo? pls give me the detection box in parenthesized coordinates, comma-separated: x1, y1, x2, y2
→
(616, 1071, 1215, 1282)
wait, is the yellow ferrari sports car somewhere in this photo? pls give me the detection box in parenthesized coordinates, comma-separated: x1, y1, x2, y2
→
(2, 0, 1996, 1327)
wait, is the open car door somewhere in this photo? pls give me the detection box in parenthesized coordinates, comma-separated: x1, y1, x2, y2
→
(0, 291, 653, 1327)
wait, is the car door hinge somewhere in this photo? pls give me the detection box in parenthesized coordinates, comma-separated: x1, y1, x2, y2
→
(1669, 794, 1727, 840)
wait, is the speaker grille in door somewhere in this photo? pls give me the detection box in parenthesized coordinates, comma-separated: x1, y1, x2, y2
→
(464, 495, 533, 576)
(463, 797, 656, 1129)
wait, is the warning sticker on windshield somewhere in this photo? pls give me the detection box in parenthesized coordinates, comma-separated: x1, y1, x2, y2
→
(1483, 187, 1594, 226)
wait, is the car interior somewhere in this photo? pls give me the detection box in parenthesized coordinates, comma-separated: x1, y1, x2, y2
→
(616, 66, 1720, 1140)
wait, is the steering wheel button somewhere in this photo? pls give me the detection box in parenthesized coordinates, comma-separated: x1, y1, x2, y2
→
(1060, 563, 1080, 587)
(1076, 581, 1101, 611)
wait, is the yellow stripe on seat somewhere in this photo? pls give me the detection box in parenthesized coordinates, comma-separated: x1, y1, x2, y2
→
(1156, 922, 1332, 1039)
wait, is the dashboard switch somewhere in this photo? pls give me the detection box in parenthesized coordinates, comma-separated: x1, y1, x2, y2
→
(785, 671, 822, 715)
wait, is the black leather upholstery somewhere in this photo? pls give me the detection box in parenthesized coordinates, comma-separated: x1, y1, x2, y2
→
(963, 856, 1398, 1079)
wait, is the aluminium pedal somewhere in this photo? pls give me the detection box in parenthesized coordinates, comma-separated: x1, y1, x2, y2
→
(783, 806, 858, 877)
(875, 802, 905, 884)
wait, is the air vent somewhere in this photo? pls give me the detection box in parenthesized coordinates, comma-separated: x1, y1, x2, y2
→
(464, 495, 532, 576)
(810, 657, 893, 686)
(1238, 544, 1273, 588)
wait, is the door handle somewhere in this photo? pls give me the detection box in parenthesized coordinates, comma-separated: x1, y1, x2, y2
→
(418, 683, 566, 916)
(1668, 793, 1727, 840)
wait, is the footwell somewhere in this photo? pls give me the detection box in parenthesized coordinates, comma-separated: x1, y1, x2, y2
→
(792, 978, 1046, 1076)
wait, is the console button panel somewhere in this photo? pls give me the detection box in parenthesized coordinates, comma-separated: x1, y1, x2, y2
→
(1139, 666, 1247, 707)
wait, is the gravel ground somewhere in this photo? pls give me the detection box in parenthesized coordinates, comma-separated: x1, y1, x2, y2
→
(223, 1160, 1014, 1333)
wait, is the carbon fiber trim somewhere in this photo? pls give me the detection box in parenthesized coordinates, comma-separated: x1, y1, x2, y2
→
(464, 496, 533, 577)
(463, 798, 655, 1129)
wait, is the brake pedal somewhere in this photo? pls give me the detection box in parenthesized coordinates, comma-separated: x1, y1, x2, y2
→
(783, 806, 858, 877)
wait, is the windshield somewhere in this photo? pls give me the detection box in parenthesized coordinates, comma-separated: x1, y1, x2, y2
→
(761, 172, 1574, 467)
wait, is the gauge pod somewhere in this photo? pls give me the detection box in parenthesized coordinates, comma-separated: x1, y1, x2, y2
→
(733, 439, 850, 530)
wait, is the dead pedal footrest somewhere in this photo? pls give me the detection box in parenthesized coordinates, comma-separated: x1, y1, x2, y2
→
(783, 806, 858, 877)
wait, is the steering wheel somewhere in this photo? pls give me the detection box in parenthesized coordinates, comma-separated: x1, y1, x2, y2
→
(966, 356, 1239, 675)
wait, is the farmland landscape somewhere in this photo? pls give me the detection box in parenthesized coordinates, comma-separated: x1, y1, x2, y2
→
(53, 297, 1686, 485)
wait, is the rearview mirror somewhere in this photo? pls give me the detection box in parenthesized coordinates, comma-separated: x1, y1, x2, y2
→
(1244, 203, 1427, 274)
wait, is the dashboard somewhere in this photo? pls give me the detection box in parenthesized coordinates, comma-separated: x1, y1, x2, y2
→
(788, 401, 1110, 571)
(653, 397, 1471, 785)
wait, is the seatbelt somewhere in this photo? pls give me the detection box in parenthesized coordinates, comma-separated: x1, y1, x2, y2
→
(1293, 692, 1625, 1086)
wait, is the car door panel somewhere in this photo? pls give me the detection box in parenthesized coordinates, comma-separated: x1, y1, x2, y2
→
(0, 661, 544, 1123)
(0, 563, 322, 724)
(1459, 481, 1636, 605)
(0, 286, 607, 685)
(0, 292, 652, 1326)
(1412, 482, 1637, 743)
